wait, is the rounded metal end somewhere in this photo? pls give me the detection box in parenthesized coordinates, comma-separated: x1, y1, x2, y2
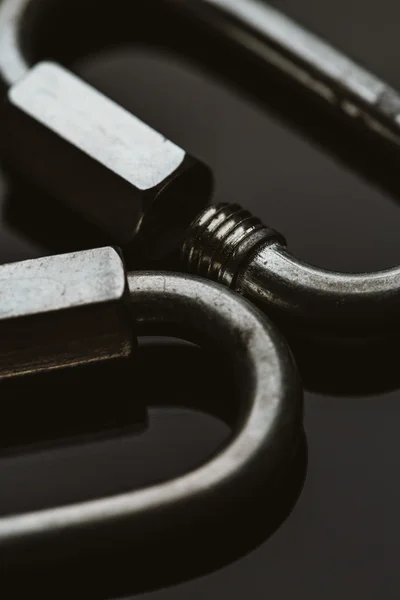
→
(181, 203, 285, 288)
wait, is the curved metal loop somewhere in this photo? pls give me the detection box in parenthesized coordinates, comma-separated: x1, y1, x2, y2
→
(242, 242, 400, 336)
(182, 203, 400, 338)
(1, 271, 302, 573)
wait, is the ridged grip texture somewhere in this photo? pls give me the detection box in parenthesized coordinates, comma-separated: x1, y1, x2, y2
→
(181, 203, 285, 288)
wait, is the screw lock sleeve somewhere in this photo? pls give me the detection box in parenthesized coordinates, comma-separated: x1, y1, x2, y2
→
(0, 62, 213, 257)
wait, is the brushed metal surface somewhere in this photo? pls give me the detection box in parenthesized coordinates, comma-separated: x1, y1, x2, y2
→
(1, 61, 212, 250)
(0, 247, 133, 377)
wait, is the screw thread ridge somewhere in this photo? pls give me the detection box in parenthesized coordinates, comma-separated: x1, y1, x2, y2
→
(181, 203, 283, 288)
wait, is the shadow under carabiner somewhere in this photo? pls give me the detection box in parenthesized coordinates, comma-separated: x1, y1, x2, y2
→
(283, 326, 400, 397)
(2, 183, 180, 270)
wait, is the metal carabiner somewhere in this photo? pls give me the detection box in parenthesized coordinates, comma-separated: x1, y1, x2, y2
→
(0, 247, 303, 582)
(1, 0, 400, 339)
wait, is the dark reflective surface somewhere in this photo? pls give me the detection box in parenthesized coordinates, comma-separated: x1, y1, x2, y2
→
(2, 0, 400, 597)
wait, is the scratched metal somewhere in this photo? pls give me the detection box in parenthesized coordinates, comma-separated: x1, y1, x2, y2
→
(0, 247, 133, 377)
(0, 269, 302, 578)
(1, 61, 211, 249)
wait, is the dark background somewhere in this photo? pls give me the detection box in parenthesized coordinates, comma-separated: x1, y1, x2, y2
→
(2, 0, 400, 598)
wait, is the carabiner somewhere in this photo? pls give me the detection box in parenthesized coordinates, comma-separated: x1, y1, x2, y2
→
(0, 247, 302, 581)
(1, 0, 400, 339)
